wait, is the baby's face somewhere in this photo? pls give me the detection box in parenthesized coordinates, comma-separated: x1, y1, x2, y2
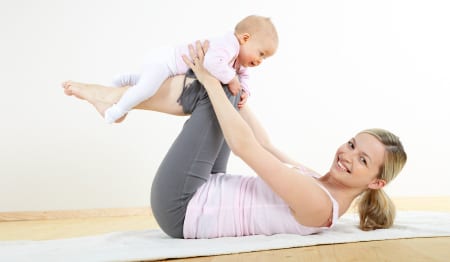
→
(238, 36, 277, 68)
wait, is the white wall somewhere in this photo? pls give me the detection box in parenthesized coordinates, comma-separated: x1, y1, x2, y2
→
(1, 0, 449, 212)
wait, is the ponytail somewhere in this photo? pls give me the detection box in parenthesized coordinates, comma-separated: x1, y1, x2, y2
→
(357, 128, 407, 231)
(358, 188, 395, 231)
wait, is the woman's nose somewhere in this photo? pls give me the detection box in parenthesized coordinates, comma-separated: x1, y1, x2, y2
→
(340, 152, 355, 164)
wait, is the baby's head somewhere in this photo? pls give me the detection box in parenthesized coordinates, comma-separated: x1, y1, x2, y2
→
(234, 15, 278, 68)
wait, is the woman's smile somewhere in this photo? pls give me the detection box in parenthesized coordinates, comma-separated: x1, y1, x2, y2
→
(337, 159, 350, 173)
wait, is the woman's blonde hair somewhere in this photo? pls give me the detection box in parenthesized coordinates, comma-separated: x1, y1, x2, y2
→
(357, 128, 407, 231)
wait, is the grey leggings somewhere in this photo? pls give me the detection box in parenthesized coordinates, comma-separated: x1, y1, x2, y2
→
(150, 71, 240, 238)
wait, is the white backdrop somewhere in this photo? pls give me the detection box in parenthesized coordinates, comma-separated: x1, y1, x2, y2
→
(1, 0, 449, 212)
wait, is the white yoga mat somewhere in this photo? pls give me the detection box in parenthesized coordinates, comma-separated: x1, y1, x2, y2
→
(1, 211, 449, 262)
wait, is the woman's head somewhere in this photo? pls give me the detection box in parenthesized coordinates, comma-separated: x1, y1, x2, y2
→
(359, 128, 407, 185)
(355, 128, 407, 231)
(330, 128, 406, 191)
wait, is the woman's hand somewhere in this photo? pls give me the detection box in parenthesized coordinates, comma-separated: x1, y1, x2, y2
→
(182, 41, 220, 87)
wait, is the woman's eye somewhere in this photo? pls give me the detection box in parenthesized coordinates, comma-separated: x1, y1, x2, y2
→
(360, 157, 367, 165)
(347, 141, 354, 149)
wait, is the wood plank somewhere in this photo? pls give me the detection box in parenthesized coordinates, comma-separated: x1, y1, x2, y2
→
(0, 215, 157, 241)
(0, 207, 151, 222)
(174, 238, 450, 262)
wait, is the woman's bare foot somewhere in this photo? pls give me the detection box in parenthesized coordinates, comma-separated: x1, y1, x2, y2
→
(62, 81, 127, 123)
(62, 81, 76, 97)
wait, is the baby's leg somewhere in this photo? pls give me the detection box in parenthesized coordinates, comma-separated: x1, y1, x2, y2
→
(111, 73, 140, 87)
(105, 51, 174, 123)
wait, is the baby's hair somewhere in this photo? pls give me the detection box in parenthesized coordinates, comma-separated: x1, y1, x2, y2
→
(357, 128, 407, 231)
(235, 15, 278, 44)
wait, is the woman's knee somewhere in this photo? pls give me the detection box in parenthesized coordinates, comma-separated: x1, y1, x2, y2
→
(150, 189, 186, 238)
(178, 70, 239, 114)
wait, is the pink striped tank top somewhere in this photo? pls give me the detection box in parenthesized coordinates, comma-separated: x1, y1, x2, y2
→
(183, 169, 339, 239)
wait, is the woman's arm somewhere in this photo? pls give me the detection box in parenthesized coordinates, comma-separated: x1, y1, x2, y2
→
(239, 106, 302, 167)
(183, 42, 332, 227)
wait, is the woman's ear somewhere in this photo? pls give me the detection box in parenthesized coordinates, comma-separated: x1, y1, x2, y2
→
(368, 179, 386, 190)
(236, 33, 250, 44)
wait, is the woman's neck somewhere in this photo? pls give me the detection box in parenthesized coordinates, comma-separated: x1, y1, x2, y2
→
(317, 173, 364, 216)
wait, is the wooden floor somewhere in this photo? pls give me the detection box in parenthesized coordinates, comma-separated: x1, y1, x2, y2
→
(1, 196, 449, 261)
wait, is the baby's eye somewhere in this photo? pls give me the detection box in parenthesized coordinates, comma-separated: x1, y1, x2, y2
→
(259, 51, 265, 57)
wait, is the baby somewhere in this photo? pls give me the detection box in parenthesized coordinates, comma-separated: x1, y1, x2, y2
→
(104, 15, 278, 123)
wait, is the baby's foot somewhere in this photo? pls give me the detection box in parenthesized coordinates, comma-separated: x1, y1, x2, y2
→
(104, 105, 129, 124)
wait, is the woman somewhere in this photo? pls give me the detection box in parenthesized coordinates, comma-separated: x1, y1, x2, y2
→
(63, 41, 407, 239)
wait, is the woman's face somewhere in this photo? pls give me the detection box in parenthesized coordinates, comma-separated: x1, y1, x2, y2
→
(329, 133, 386, 189)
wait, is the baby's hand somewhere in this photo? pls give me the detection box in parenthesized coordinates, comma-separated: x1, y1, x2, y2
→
(227, 76, 241, 96)
(238, 91, 249, 109)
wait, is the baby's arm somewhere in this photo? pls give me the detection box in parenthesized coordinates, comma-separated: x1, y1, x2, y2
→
(227, 76, 241, 96)
(237, 66, 250, 95)
(238, 91, 249, 109)
(203, 48, 235, 80)
(237, 67, 250, 108)
(219, 75, 249, 108)
(202, 39, 240, 95)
